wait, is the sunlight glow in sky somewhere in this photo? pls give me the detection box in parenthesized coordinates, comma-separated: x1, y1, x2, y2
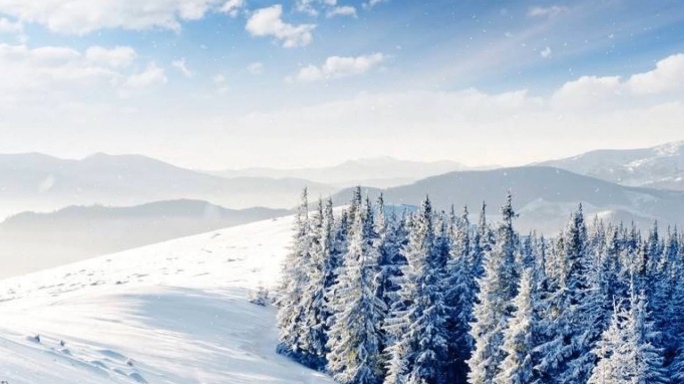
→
(0, 0, 683, 169)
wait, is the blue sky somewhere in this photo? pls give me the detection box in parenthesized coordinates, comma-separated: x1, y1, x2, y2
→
(0, 0, 683, 169)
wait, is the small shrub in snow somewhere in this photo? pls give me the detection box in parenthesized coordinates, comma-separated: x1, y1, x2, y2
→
(249, 286, 270, 307)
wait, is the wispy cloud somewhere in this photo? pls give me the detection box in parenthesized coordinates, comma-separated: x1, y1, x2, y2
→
(247, 62, 264, 75)
(327, 6, 357, 18)
(86, 46, 137, 68)
(527, 5, 568, 18)
(213, 74, 229, 94)
(172, 58, 194, 78)
(120, 62, 167, 96)
(219, 0, 245, 17)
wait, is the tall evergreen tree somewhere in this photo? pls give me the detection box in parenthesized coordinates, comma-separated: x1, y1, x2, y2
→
(383, 197, 449, 384)
(588, 289, 667, 384)
(494, 267, 538, 384)
(467, 193, 519, 384)
(536, 205, 604, 383)
(277, 188, 313, 360)
(298, 198, 329, 368)
(443, 205, 475, 383)
(327, 197, 386, 384)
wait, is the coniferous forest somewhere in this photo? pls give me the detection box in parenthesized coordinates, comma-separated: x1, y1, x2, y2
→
(276, 187, 684, 384)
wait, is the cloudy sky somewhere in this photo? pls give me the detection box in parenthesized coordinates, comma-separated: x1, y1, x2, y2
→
(0, 0, 683, 169)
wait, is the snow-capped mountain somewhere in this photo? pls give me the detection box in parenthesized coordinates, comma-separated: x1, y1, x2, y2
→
(538, 140, 684, 191)
(210, 157, 475, 188)
(0, 200, 290, 278)
(0, 215, 333, 384)
(0, 153, 334, 218)
(331, 166, 684, 233)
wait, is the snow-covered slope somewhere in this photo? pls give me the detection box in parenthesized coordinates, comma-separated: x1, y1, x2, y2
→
(0, 200, 290, 279)
(0, 216, 333, 384)
(538, 140, 684, 191)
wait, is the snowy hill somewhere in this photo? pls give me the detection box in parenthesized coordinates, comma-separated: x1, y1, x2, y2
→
(538, 140, 684, 191)
(331, 166, 684, 233)
(0, 215, 334, 383)
(0, 152, 334, 218)
(210, 157, 473, 188)
(0, 200, 291, 278)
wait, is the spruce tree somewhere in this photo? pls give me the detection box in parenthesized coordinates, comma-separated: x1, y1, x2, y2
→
(276, 188, 313, 360)
(299, 198, 329, 368)
(589, 290, 667, 384)
(467, 193, 519, 384)
(494, 267, 538, 384)
(535, 205, 604, 383)
(327, 198, 386, 384)
(443, 206, 475, 383)
(383, 197, 449, 384)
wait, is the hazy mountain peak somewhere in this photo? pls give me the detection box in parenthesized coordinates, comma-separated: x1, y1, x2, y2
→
(539, 139, 684, 191)
(653, 140, 684, 156)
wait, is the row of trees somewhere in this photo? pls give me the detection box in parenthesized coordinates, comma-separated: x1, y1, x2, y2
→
(276, 187, 684, 383)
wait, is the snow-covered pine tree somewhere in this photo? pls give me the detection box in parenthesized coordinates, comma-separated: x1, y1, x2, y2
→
(588, 300, 629, 384)
(472, 202, 493, 279)
(588, 287, 667, 384)
(323, 198, 341, 291)
(628, 291, 668, 384)
(443, 205, 475, 384)
(276, 188, 313, 360)
(326, 197, 386, 384)
(494, 267, 538, 384)
(383, 196, 449, 384)
(375, 194, 407, 337)
(467, 193, 520, 384)
(382, 211, 412, 384)
(536, 205, 604, 383)
(298, 198, 329, 368)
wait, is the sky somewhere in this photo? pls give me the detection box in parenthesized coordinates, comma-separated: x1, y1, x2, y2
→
(0, 0, 683, 170)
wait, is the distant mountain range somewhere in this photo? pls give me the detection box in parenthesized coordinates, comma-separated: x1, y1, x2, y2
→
(208, 157, 483, 188)
(332, 166, 684, 234)
(0, 199, 290, 277)
(0, 152, 333, 218)
(538, 141, 684, 191)
(3, 141, 684, 249)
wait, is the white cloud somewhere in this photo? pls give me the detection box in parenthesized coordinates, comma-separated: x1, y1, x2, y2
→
(247, 62, 263, 75)
(213, 74, 229, 94)
(551, 54, 684, 108)
(246, 5, 316, 48)
(290, 53, 385, 82)
(626, 54, 684, 95)
(0, 0, 226, 34)
(0, 43, 117, 96)
(219, 0, 245, 17)
(121, 63, 167, 93)
(540, 46, 552, 59)
(528, 5, 568, 18)
(326, 6, 357, 18)
(363, 0, 388, 9)
(85, 46, 136, 68)
(172, 58, 194, 78)
(295, 0, 320, 16)
(551, 75, 622, 110)
(0, 17, 23, 34)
